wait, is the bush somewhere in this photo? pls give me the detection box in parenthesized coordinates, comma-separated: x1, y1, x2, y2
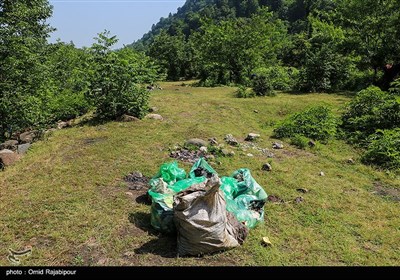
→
(235, 86, 255, 98)
(252, 75, 275, 96)
(253, 66, 299, 91)
(274, 105, 338, 141)
(361, 129, 400, 170)
(341, 86, 400, 144)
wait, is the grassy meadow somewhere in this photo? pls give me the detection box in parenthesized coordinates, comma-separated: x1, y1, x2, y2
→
(0, 82, 399, 266)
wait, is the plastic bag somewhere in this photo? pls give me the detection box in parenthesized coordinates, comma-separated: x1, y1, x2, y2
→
(150, 161, 186, 185)
(189, 157, 217, 179)
(173, 176, 248, 256)
(221, 169, 268, 229)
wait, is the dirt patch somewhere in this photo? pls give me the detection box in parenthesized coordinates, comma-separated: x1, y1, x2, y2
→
(124, 171, 150, 191)
(373, 182, 400, 202)
(170, 148, 205, 163)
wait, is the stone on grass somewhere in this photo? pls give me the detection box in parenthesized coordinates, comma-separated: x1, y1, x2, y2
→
(0, 140, 18, 151)
(199, 146, 208, 153)
(262, 163, 272, 171)
(17, 143, 31, 155)
(272, 142, 284, 149)
(245, 133, 260, 141)
(19, 131, 39, 144)
(0, 150, 20, 167)
(224, 134, 239, 146)
(118, 114, 140, 122)
(145, 114, 163, 120)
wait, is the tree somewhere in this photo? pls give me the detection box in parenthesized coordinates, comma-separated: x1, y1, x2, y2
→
(334, 0, 400, 86)
(86, 31, 152, 120)
(192, 9, 289, 85)
(0, 0, 54, 139)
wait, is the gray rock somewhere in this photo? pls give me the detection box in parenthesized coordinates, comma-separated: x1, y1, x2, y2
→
(118, 114, 140, 122)
(261, 149, 275, 158)
(186, 138, 208, 147)
(272, 142, 284, 149)
(57, 121, 71, 129)
(254, 110, 259, 113)
(224, 134, 239, 146)
(0, 150, 20, 167)
(149, 107, 158, 113)
(0, 140, 19, 151)
(0, 149, 14, 154)
(245, 133, 260, 141)
(17, 143, 31, 155)
(199, 146, 208, 153)
(19, 130, 39, 144)
(294, 196, 304, 204)
(145, 113, 163, 120)
(262, 163, 272, 171)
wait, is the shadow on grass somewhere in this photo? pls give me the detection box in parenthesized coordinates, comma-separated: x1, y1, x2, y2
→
(135, 194, 151, 205)
(128, 211, 177, 258)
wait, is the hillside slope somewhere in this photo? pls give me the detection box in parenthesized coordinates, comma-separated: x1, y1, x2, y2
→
(0, 82, 399, 265)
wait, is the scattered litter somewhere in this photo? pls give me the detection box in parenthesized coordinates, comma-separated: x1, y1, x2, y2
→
(262, 236, 272, 247)
(319, 171, 325, 176)
(347, 158, 355, 164)
(247, 153, 254, 157)
(296, 188, 309, 193)
(170, 147, 204, 163)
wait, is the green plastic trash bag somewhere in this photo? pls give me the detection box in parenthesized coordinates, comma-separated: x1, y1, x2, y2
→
(170, 176, 207, 193)
(223, 169, 268, 229)
(220, 176, 238, 200)
(150, 194, 175, 234)
(231, 168, 268, 200)
(152, 161, 186, 184)
(189, 158, 217, 179)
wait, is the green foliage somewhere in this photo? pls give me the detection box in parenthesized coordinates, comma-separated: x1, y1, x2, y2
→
(252, 75, 275, 96)
(341, 86, 400, 144)
(361, 129, 400, 170)
(253, 66, 299, 91)
(235, 86, 255, 98)
(192, 9, 289, 86)
(45, 42, 91, 121)
(0, 0, 54, 139)
(86, 31, 151, 120)
(274, 105, 338, 141)
(290, 134, 310, 149)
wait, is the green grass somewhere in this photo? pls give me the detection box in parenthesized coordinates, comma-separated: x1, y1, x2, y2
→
(0, 81, 399, 266)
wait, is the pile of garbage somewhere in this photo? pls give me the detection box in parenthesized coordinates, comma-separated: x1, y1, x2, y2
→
(147, 158, 268, 256)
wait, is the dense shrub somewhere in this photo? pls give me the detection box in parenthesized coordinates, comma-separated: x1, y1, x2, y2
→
(274, 105, 337, 141)
(235, 86, 255, 98)
(252, 75, 275, 96)
(341, 86, 400, 144)
(252, 66, 299, 91)
(361, 129, 400, 170)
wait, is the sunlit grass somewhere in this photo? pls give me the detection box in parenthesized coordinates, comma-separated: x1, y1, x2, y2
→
(0, 82, 398, 266)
